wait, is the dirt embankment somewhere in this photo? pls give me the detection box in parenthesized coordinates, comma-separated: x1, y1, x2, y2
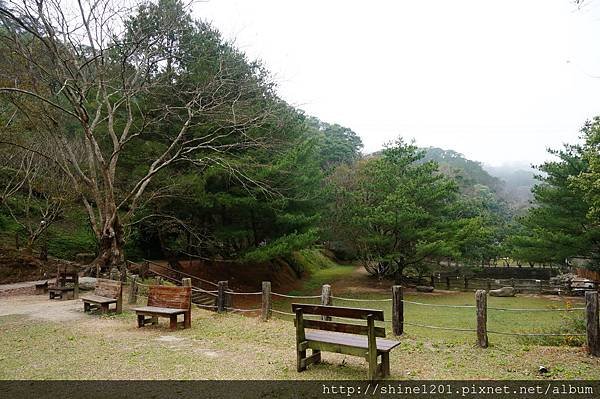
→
(0, 248, 80, 284)
(154, 258, 302, 293)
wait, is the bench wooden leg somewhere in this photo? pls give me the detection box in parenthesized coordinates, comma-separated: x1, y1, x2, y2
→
(312, 349, 321, 364)
(84, 302, 90, 312)
(115, 298, 122, 314)
(381, 352, 390, 377)
(137, 314, 145, 328)
(368, 350, 378, 381)
(101, 303, 109, 314)
(297, 345, 307, 372)
(169, 315, 178, 330)
(184, 311, 191, 329)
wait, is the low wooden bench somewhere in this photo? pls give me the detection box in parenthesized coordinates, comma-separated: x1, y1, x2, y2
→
(81, 278, 123, 314)
(35, 281, 48, 295)
(48, 265, 79, 300)
(292, 303, 400, 380)
(48, 286, 75, 300)
(133, 285, 191, 330)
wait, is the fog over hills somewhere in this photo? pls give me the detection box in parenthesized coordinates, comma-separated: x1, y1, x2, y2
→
(483, 163, 537, 209)
(421, 148, 538, 210)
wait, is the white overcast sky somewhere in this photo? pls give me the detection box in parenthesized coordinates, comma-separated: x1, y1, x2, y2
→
(193, 0, 600, 167)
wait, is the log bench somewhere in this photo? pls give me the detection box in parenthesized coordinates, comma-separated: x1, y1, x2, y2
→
(81, 278, 123, 314)
(292, 303, 400, 380)
(133, 285, 191, 330)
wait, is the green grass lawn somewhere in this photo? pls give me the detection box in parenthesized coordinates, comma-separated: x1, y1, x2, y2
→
(0, 290, 596, 380)
(270, 291, 587, 346)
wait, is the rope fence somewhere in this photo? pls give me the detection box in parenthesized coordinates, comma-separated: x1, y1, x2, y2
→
(226, 307, 262, 313)
(123, 265, 599, 355)
(331, 295, 392, 302)
(228, 291, 262, 296)
(271, 292, 321, 299)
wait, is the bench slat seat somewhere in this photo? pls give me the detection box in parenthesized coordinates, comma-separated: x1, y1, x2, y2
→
(305, 330, 400, 352)
(133, 306, 187, 315)
(80, 294, 118, 305)
(48, 287, 75, 292)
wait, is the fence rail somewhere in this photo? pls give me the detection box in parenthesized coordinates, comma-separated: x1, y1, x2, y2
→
(124, 262, 599, 356)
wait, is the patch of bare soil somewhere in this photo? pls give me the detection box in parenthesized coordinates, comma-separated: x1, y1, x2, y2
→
(151, 258, 303, 293)
(0, 247, 82, 284)
(0, 295, 84, 322)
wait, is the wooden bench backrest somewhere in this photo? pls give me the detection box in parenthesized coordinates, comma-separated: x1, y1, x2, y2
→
(147, 285, 191, 309)
(292, 303, 386, 337)
(94, 278, 122, 299)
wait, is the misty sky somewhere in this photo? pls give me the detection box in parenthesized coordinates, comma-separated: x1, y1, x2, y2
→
(194, 0, 600, 167)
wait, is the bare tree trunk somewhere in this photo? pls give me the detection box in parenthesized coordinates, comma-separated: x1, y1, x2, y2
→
(92, 217, 125, 276)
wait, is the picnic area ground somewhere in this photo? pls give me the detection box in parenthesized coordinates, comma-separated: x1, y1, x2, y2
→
(1, 264, 599, 380)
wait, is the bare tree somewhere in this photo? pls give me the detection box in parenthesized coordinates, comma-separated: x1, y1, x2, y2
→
(0, 0, 277, 274)
(0, 140, 72, 252)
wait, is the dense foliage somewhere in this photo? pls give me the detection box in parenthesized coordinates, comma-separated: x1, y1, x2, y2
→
(1, 0, 598, 279)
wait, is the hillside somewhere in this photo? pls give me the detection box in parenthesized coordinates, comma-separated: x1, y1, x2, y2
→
(484, 164, 537, 209)
(422, 147, 504, 193)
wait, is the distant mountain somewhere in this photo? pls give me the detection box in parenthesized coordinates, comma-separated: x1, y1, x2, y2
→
(422, 147, 504, 193)
(422, 148, 537, 210)
(483, 164, 537, 210)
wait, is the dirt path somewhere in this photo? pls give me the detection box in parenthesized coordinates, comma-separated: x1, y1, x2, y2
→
(0, 294, 84, 321)
(328, 264, 395, 294)
(0, 279, 56, 297)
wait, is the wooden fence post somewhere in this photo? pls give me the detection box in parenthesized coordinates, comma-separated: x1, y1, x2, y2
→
(217, 281, 228, 313)
(182, 278, 192, 311)
(141, 261, 149, 279)
(586, 291, 600, 356)
(464, 276, 468, 291)
(73, 274, 79, 299)
(446, 277, 450, 290)
(321, 284, 332, 321)
(128, 275, 138, 304)
(486, 279, 491, 292)
(430, 275, 435, 288)
(262, 281, 272, 321)
(392, 285, 403, 336)
(476, 290, 488, 348)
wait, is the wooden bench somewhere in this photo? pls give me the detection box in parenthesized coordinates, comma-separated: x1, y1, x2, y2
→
(48, 286, 75, 300)
(35, 281, 48, 295)
(133, 285, 191, 330)
(48, 265, 79, 300)
(81, 278, 123, 314)
(292, 303, 400, 380)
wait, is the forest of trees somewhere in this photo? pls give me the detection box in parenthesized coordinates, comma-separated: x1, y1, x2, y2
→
(0, 0, 598, 279)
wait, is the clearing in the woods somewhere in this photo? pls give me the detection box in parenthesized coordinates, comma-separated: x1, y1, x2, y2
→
(0, 265, 598, 380)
